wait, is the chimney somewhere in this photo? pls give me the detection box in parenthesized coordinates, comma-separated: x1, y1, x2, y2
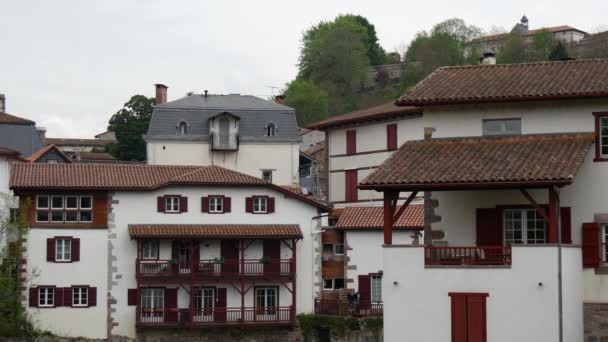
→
(424, 127, 436, 140)
(36, 127, 46, 142)
(204, 90, 208, 98)
(480, 52, 497, 65)
(154, 84, 168, 105)
(0, 94, 5, 113)
(275, 95, 285, 105)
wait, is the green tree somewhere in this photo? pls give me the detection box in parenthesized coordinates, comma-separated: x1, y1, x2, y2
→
(549, 41, 570, 60)
(283, 80, 329, 126)
(497, 34, 527, 64)
(107, 95, 155, 161)
(529, 29, 557, 61)
(335, 15, 387, 65)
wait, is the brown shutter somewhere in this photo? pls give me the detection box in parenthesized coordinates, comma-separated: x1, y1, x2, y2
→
(89, 287, 97, 307)
(157, 196, 165, 213)
(267, 197, 275, 213)
(345, 170, 358, 202)
(164, 288, 178, 322)
(60, 287, 69, 307)
(450, 294, 468, 342)
(560, 207, 572, 244)
(246, 197, 253, 213)
(180, 196, 188, 213)
(476, 208, 502, 246)
(72, 238, 80, 262)
(386, 124, 398, 150)
(29, 288, 37, 307)
(224, 197, 231, 213)
(346, 130, 357, 155)
(201, 197, 209, 213)
(466, 295, 487, 342)
(47, 238, 55, 262)
(358, 274, 371, 309)
(127, 289, 137, 306)
(583, 222, 601, 268)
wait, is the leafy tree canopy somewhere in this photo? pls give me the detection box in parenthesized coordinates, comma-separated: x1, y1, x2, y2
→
(107, 95, 154, 162)
(283, 79, 329, 126)
(549, 41, 570, 61)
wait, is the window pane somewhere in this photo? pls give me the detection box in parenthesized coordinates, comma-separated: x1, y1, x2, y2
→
(80, 196, 92, 209)
(66, 196, 78, 209)
(323, 279, 333, 289)
(37, 196, 49, 209)
(51, 196, 64, 209)
(65, 211, 78, 222)
(36, 211, 49, 222)
(371, 276, 382, 302)
(51, 211, 64, 222)
(483, 119, 522, 136)
(80, 211, 92, 222)
(334, 278, 345, 289)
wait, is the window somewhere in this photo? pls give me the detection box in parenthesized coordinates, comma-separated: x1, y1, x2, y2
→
(386, 124, 398, 150)
(209, 196, 224, 213)
(9, 208, 19, 224)
(334, 278, 345, 289)
(255, 287, 277, 314)
(266, 123, 276, 136)
(56, 238, 72, 262)
(177, 121, 188, 135)
(346, 130, 357, 155)
(323, 279, 345, 290)
(345, 170, 358, 202)
(194, 288, 215, 315)
(72, 287, 88, 307)
(141, 288, 164, 319)
(334, 244, 345, 255)
(47, 159, 58, 164)
(262, 170, 273, 183)
(165, 196, 180, 213)
(38, 287, 54, 307)
(503, 208, 546, 244)
(36, 195, 92, 223)
(595, 112, 608, 161)
(142, 240, 159, 260)
(482, 118, 521, 136)
(371, 275, 382, 303)
(253, 197, 267, 213)
(449, 293, 488, 342)
(602, 224, 608, 263)
(323, 279, 334, 290)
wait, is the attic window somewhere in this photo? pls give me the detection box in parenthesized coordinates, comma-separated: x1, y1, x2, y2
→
(177, 121, 188, 135)
(266, 123, 276, 137)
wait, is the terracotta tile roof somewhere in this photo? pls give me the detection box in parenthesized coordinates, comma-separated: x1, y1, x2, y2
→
(10, 163, 330, 210)
(27, 145, 73, 163)
(396, 59, 608, 106)
(307, 101, 420, 130)
(128, 224, 303, 239)
(0, 112, 34, 125)
(78, 152, 115, 161)
(336, 205, 423, 230)
(475, 26, 586, 43)
(359, 133, 594, 190)
(44, 138, 111, 147)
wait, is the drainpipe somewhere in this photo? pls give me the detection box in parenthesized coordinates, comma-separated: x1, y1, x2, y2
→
(554, 186, 563, 342)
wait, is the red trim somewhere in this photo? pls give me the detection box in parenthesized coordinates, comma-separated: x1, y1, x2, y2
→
(52, 236, 75, 263)
(162, 195, 183, 214)
(36, 285, 58, 308)
(207, 195, 227, 214)
(249, 196, 271, 214)
(593, 112, 608, 162)
(387, 123, 398, 151)
(70, 285, 90, 308)
(396, 92, 608, 107)
(331, 149, 391, 158)
(306, 108, 421, 130)
(346, 130, 357, 155)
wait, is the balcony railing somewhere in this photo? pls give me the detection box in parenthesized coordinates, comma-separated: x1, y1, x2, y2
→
(424, 246, 512, 266)
(136, 306, 294, 328)
(136, 259, 294, 278)
(211, 132, 238, 151)
(314, 299, 383, 317)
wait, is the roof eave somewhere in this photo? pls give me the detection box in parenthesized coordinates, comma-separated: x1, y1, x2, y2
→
(396, 92, 608, 107)
(358, 180, 573, 192)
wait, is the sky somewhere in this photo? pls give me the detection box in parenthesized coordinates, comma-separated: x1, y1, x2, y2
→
(1, 0, 607, 138)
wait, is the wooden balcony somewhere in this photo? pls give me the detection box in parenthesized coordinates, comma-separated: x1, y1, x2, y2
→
(136, 306, 294, 328)
(314, 299, 383, 318)
(136, 258, 295, 280)
(424, 246, 512, 266)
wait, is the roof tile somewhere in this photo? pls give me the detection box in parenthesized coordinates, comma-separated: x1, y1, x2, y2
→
(128, 224, 303, 239)
(307, 101, 420, 130)
(0, 112, 34, 125)
(336, 205, 423, 230)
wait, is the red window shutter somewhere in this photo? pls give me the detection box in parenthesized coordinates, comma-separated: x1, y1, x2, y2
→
(224, 197, 231, 213)
(47, 238, 55, 262)
(127, 289, 137, 306)
(476, 208, 502, 246)
(358, 274, 371, 309)
(180, 196, 188, 213)
(267, 197, 275, 213)
(560, 207, 572, 244)
(345, 170, 358, 202)
(89, 287, 97, 307)
(72, 238, 80, 262)
(63, 288, 71, 307)
(387, 124, 398, 150)
(201, 197, 209, 213)
(246, 197, 253, 213)
(346, 130, 357, 155)
(157, 196, 165, 213)
(466, 295, 487, 342)
(164, 288, 178, 322)
(29, 288, 37, 307)
(583, 222, 600, 268)
(450, 294, 468, 342)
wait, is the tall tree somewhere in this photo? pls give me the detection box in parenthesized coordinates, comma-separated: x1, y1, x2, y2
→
(549, 41, 570, 61)
(107, 95, 154, 161)
(335, 15, 387, 65)
(283, 80, 329, 126)
(497, 34, 527, 64)
(529, 29, 557, 61)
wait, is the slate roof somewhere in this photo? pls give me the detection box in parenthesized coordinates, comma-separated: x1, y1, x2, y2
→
(307, 101, 420, 130)
(44, 138, 111, 147)
(128, 224, 303, 239)
(146, 94, 300, 142)
(27, 145, 73, 163)
(0, 112, 35, 125)
(396, 59, 608, 106)
(336, 205, 424, 230)
(359, 133, 594, 190)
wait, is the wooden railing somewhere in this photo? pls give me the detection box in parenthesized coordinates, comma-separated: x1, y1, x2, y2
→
(136, 306, 294, 327)
(136, 259, 294, 278)
(314, 299, 383, 317)
(424, 246, 512, 266)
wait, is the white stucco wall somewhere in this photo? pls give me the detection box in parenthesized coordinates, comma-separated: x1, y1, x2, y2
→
(383, 245, 582, 342)
(146, 141, 299, 185)
(25, 228, 108, 339)
(0, 156, 9, 218)
(110, 185, 320, 338)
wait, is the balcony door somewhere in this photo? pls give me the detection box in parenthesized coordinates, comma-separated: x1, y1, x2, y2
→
(219, 117, 230, 146)
(221, 240, 239, 274)
(141, 288, 164, 323)
(263, 240, 281, 274)
(172, 241, 191, 274)
(215, 288, 227, 323)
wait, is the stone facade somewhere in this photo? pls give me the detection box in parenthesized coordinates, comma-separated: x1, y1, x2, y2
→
(584, 303, 608, 341)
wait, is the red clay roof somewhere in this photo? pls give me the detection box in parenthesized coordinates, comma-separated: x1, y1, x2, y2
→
(475, 26, 586, 43)
(336, 205, 423, 230)
(44, 138, 111, 147)
(359, 133, 594, 190)
(0, 112, 34, 125)
(27, 145, 73, 163)
(128, 224, 303, 239)
(396, 59, 608, 106)
(10, 163, 330, 210)
(307, 101, 420, 130)
(78, 152, 115, 161)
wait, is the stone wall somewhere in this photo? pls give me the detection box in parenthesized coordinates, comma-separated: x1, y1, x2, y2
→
(584, 303, 608, 341)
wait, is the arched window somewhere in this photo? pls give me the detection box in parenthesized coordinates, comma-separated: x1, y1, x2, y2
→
(177, 121, 188, 135)
(266, 123, 276, 137)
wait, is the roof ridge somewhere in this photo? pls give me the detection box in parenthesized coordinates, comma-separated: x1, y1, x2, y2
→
(436, 58, 608, 71)
(406, 132, 594, 144)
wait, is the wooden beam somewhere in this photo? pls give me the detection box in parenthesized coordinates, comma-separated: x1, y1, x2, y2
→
(383, 191, 398, 245)
(519, 189, 550, 223)
(548, 187, 559, 243)
(393, 191, 419, 223)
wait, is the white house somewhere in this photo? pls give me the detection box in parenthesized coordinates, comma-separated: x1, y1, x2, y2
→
(358, 58, 608, 341)
(11, 163, 329, 339)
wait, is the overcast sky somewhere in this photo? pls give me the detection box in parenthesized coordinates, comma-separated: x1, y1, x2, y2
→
(1, 1, 606, 138)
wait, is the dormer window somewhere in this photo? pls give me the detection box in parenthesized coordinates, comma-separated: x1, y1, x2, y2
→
(177, 121, 188, 135)
(266, 123, 276, 137)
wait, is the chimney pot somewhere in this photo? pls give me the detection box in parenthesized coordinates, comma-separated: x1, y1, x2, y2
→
(480, 52, 497, 65)
(275, 95, 285, 105)
(204, 90, 208, 97)
(154, 84, 168, 105)
(424, 127, 436, 140)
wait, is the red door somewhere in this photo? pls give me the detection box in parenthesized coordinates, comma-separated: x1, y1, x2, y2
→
(450, 293, 488, 342)
(221, 240, 239, 275)
(263, 240, 281, 274)
(164, 288, 178, 323)
(215, 288, 227, 322)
